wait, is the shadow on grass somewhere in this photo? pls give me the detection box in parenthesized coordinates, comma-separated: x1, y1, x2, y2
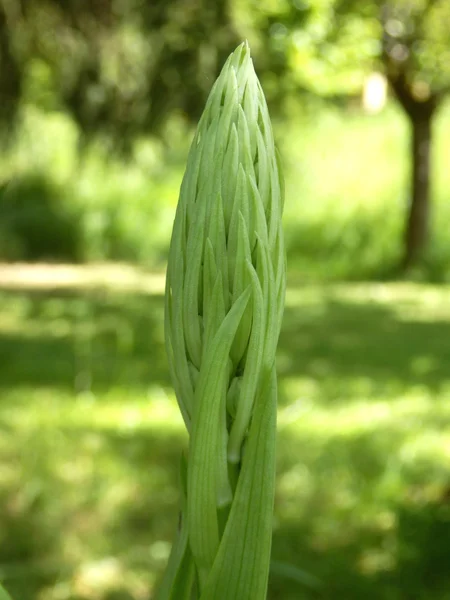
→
(1, 283, 450, 599)
(0, 422, 186, 600)
(279, 295, 450, 405)
(2, 418, 449, 600)
(0, 287, 169, 393)
(270, 498, 450, 600)
(2, 285, 450, 399)
(272, 423, 450, 600)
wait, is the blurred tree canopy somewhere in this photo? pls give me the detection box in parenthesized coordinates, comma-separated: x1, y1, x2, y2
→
(331, 0, 450, 269)
(3, 0, 449, 140)
(1, 0, 450, 267)
(255, 0, 450, 268)
(0, 0, 241, 144)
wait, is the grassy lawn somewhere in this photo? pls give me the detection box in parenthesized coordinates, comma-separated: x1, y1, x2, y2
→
(0, 267, 449, 600)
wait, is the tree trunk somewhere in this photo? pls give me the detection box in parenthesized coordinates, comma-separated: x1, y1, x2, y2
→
(380, 3, 442, 272)
(403, 114, 432, 270)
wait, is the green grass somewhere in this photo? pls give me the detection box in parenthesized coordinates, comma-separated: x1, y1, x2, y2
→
(0, 269, 449, 600)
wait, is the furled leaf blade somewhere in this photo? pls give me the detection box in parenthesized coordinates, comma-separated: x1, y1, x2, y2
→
(200, 367, 277, 600)
(187, 286, 251, 588)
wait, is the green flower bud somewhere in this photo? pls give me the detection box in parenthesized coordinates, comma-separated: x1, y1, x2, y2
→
(162, 41, 286, 600)
(166, 40, 285, 450)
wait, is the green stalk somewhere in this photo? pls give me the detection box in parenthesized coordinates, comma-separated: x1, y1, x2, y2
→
(160, 41, 286, 600)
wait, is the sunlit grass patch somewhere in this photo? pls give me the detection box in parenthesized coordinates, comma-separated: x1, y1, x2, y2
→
(1, 276, 450, 599)
(1, 387, 183, 433)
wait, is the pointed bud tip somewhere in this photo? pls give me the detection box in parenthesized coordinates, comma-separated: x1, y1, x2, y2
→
(231, 40, 252, 67)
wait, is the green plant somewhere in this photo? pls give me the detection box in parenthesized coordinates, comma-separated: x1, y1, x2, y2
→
(0, 583, 12, 600)
(0, 172, 82, 262)
(159, 42, 286, 599)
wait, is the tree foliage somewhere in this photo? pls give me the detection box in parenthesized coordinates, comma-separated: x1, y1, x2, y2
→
(0, 0, 240, 144)
(258, 0, 450, 268)
(2, 0, 450, 141)
(251, 0, 450, 102)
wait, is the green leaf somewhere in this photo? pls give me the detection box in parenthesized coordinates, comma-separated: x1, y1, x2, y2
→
(200, 367, 277, 600)
(187, 286, 251, 588)
(0, 583, 13, 600)
(230, 211, 253, 366)
(206, 193, 229, 312)
(165, 200, 195, 427)
(222, 123, 239, 229)
(228, 257, 266, 463)
(183, 195, 207, 369)
(156, 515, 195, 600)
(156, 455, 196, 600)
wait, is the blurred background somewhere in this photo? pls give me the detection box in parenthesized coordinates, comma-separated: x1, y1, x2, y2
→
(0, 0, 450, 599)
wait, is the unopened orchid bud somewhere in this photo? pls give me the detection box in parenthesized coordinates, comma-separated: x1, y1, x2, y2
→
(161, 41, 286, 600)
